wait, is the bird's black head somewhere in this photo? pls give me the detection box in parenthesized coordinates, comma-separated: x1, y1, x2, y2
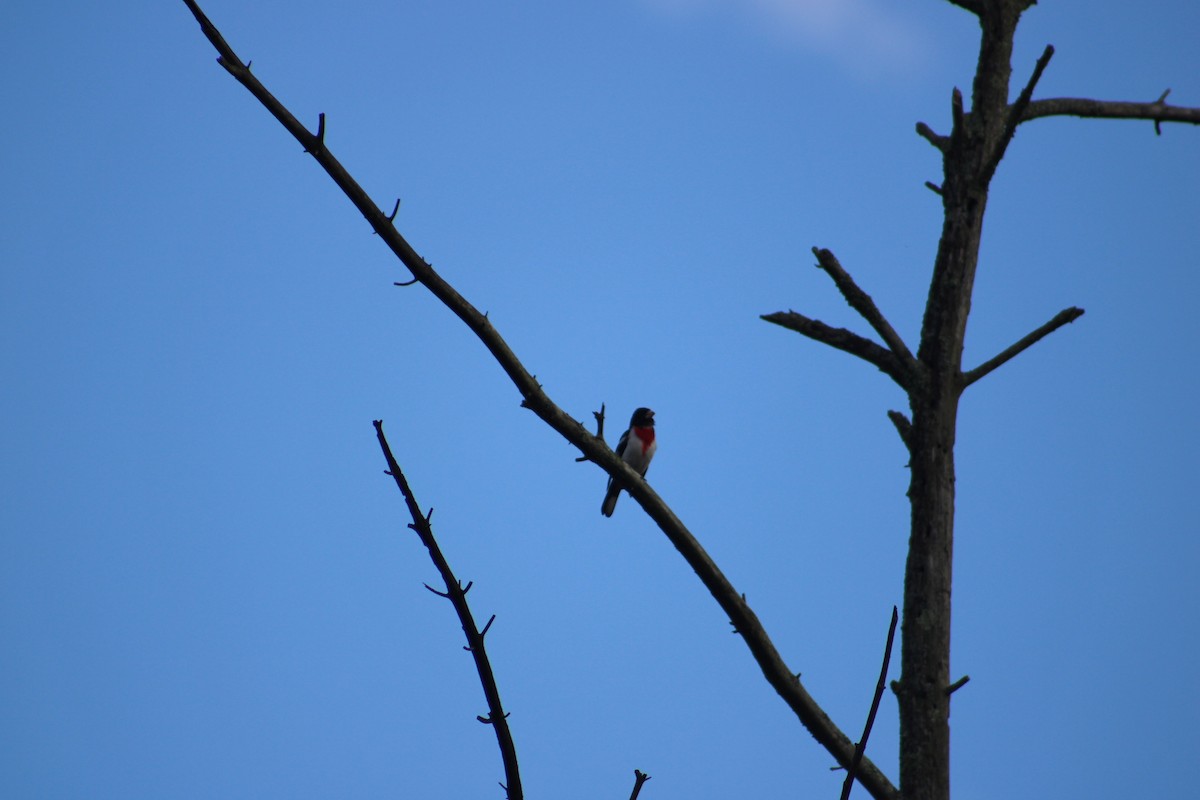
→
(630, 407, 655, 428)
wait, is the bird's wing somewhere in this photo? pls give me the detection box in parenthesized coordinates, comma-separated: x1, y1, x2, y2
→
(614, 429, 630, 460)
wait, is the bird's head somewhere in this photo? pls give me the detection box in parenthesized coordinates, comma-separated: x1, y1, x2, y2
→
(630, 407, 655, 428)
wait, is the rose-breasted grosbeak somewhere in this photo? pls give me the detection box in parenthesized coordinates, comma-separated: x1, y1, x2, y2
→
(601, 407, 656, 517)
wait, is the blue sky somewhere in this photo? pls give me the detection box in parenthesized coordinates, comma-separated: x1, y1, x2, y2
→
(3, 1, 1198, 797)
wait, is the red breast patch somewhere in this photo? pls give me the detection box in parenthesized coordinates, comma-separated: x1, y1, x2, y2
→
(633, 426, 655, 448)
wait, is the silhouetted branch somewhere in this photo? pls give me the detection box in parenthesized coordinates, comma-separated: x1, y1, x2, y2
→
(629, 769, 651, 800)
(951, 88, 965, 137)
(812, 248, 918, 378)
(961, 307, 1085, 388)
(1021, 93, 1200, 132)
(575, 404, 606, 462)
(761, 311, 910, 390)
(887, 411, 913, 452)
(915, 122, 949, 152)
(841, 607, 899, 800)
(986, 45, 1055, 177)
(186, 5, 900, 797)
(946, 675, 971, 695)
(373, 420, 522, 800)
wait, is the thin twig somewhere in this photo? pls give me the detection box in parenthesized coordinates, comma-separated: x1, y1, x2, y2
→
(575, 404, 606, 462)
(373, 420, 522, 800)
(840, 607, 900, 800)
(961, 307, 1084, 388)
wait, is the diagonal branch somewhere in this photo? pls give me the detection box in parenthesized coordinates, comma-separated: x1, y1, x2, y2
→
(761, 311, 911, 390)
(182, 4, 900, 798)
(841, 606, 900, 800)
(812, 248, 918, 377)
(1021, 94, 1200, 132)
(915, 121, 949, 152)
(985, 44, 1055, 177)
(373, 420, 522, 800)
(961, 306, 1085, 388)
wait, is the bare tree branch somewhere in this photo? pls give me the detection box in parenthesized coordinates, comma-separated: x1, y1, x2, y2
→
(1021, 94, 1200, 132)
(915, 121, 949, 152)
(812, 248, 919, 379)
(841, 607, 900, 800)
(629, 770, 651, 800)
(887, 411, 913, 452)
(961, 307, 1085, 388)
(574, 404, 606, 463)
(985, 44, 1055, 177)
(372, 420, 522, 800)
(182, 4, 900, 798)
(946, 675, 971, 695)
(761, 311, 910, 390)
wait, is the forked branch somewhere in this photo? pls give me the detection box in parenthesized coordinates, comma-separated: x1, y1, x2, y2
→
(373, 420, 522, 800)
(812, 248, 918, 375)
(629, 770, 651, 800)
(761, 311, 911, 390)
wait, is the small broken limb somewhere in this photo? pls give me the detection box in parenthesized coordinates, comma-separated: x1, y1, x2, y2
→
(302, 112, 326, 155)
(477, 711, 511, 724)
(1154, 88, 1172, 135)
(946, 675, 971, 695)
(915, 121, 949, 151)
(629, 770, 651, 800)
(887, 410, 913, 453)
(575, 403, 607, 462)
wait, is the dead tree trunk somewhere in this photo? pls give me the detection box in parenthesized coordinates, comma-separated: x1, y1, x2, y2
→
(770, 3, 1195, 799)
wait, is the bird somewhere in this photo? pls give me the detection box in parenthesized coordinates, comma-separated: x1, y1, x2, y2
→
(601, 407, 656, 517)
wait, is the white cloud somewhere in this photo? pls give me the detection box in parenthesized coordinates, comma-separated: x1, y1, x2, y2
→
(641, 0, 927, 76)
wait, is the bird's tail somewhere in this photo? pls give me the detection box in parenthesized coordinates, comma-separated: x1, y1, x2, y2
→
(600, 485, 621, 517)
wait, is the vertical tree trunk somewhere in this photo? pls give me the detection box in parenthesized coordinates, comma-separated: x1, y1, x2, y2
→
(897, 7, 1023, 798)
(898, 186, 986, 800)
